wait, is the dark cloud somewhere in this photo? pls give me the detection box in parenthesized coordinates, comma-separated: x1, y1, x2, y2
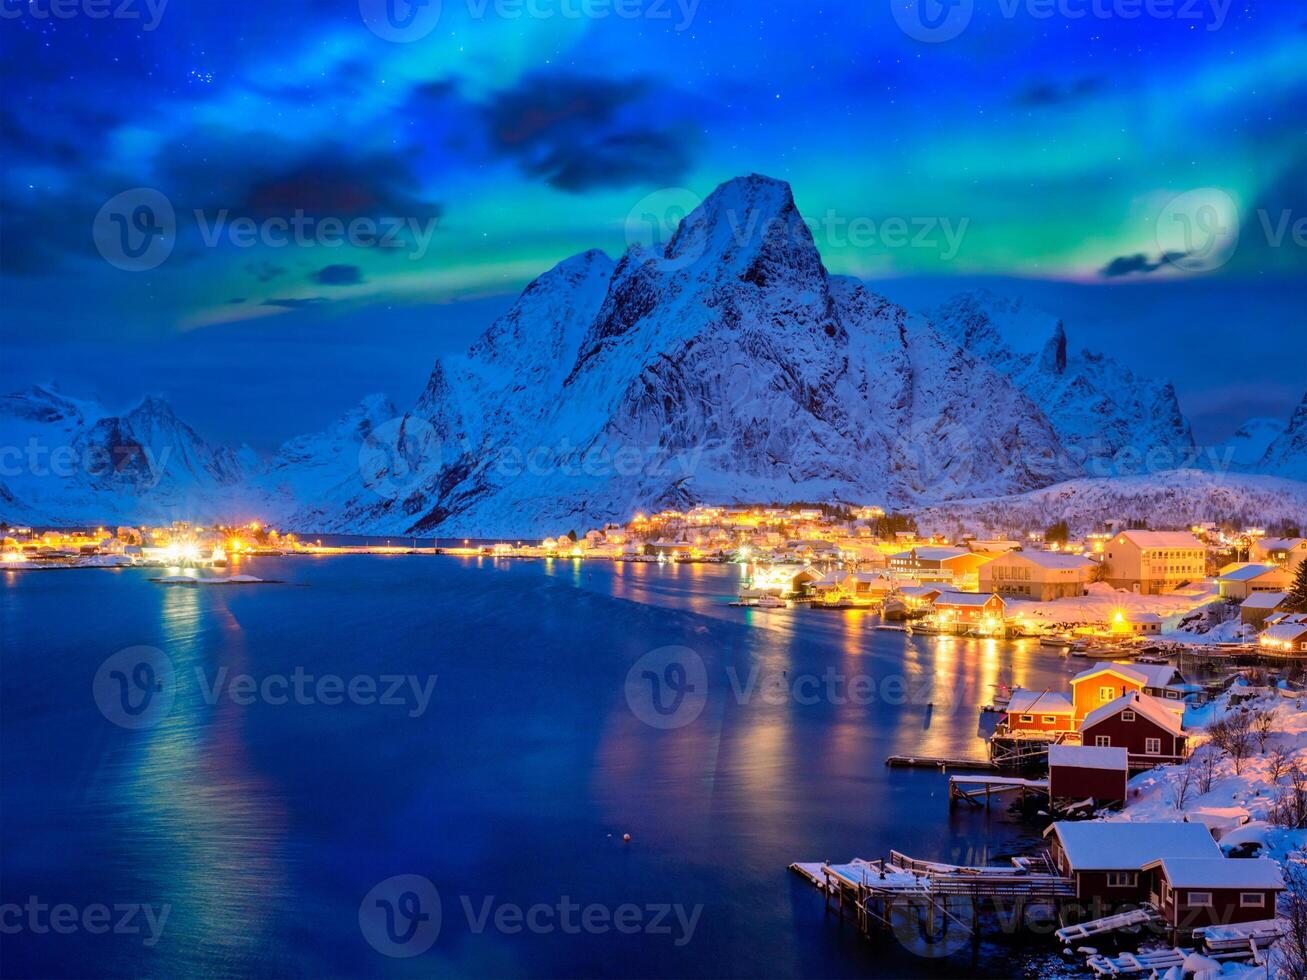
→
(261, 297, 328, 309)
(311, 264, 365, 286)
(1099, 251, 1189, 277)
(480, 74, 696, 192)
(1014, 77, 1103, 107)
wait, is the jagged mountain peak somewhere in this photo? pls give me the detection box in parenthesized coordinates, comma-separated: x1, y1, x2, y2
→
(1038, 321, 1068, 375)
(1260, 392, 1307, 479)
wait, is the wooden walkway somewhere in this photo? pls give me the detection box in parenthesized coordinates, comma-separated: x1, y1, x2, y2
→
(948, 774, 1048, 809)
(885, 754, 997, 771)
(791, 850, 1075, 943)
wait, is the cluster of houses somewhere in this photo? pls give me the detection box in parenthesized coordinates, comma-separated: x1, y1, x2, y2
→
(1045, 821, 1285, 929)
(0, 521, 294, 567)
(997, 663, 1193, 770)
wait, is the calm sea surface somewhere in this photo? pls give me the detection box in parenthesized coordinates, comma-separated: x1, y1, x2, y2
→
(1, 558, 1086, 978)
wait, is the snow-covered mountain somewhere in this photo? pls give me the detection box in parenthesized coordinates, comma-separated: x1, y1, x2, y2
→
(929, 290, 1194, 471)
(1222, 417, 1288, 469)
(1259, 393, 1307, 481)
(327, 175, 1080, 535)
(0, 384, 257, 525)
(2, 175, 1303, 534)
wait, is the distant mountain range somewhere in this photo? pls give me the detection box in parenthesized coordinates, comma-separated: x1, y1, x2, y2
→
(3, 175, 1305, 534)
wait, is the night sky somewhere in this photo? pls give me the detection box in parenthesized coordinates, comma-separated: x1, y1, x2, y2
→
(2, 0, 1304, 449)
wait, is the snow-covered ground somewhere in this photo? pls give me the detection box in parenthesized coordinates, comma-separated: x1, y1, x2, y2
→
(1095, 688, 1307, 978)
(1007, 581, 1222, 629)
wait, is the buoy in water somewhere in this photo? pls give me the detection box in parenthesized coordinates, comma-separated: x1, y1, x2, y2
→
(622, 833, 631, 842)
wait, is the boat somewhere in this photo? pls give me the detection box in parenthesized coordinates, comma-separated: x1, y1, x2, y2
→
(210, 547, 228, 567)
(756, 595, 788, 609)
(1039, 636, 1074, 649)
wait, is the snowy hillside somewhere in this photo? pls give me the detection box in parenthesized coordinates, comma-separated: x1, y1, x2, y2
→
(915, 469, 1307, 538)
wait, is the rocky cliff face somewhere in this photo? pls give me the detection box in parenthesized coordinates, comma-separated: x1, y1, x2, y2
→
(930, 290, 1195, 473)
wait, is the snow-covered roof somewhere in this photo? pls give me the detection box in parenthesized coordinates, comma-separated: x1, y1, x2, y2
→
(1127, 611, 1163, 623)
(1117, 530, 1204, 550)
(1045, 821, 1219, 871)
(1218, 564, 1283, 583)
(1241, 591, 1288, 610)
(1048, 744, 1128, 771)
(912, 546, 970, 561)
(898, 585, 943, 599)
(1081, 691, 1183, 735)
(934, 592, 1003, 608)
(1262, 622, 1307, 643)
(1260, 537, 1306, 552)
(1145, 857, 1285, 890)
(1072, 663, 1149, 687)
(1126, 662, 1183, 689)
(1009, 551, 1097, 570)
(1008, 689, 1074, 715)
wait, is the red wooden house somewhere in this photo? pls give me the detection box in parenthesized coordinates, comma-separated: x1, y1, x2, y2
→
(999, 689, 1075, 737)
(1047, 744, 1128, 806)
(1044, 821, 1221, 908)
(1143, 857, 1285, 929)
(1079, 691, 1187, 768)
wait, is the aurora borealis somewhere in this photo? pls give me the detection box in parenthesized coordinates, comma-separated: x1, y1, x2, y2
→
(2, 0, 1304, 446)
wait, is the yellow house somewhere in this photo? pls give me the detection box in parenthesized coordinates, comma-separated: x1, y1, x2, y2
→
(1101, 530, 1206, 595)
(1070, 664, 1148, 722)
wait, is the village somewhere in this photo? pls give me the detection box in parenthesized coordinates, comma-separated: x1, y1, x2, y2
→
(8, 506, 1307, 973)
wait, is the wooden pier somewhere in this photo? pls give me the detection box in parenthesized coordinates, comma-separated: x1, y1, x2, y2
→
(790, 850, 1075, 945)
(884, 754, 997, 771)
(948, 774, 1048, 809)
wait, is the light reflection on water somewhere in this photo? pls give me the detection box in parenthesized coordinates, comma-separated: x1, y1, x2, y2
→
(2, 558, 1087, 978)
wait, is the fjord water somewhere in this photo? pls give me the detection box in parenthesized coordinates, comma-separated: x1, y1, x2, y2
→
(1, 558, 1076, 978)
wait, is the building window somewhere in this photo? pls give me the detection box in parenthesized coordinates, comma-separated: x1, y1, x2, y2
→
(1122, 710, 1136, 722)
(1043, 715, 1058, 724)
(1145, 738, 1162, 755)
(1106, 872, 1138, 888)
(1099, 686, 1115, 702)
(1240, 893, 1265, 908)
(1019, 714, 1034, 724)
(1095, 736, 1111, 747)
(1187, 892, 1213, 907)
